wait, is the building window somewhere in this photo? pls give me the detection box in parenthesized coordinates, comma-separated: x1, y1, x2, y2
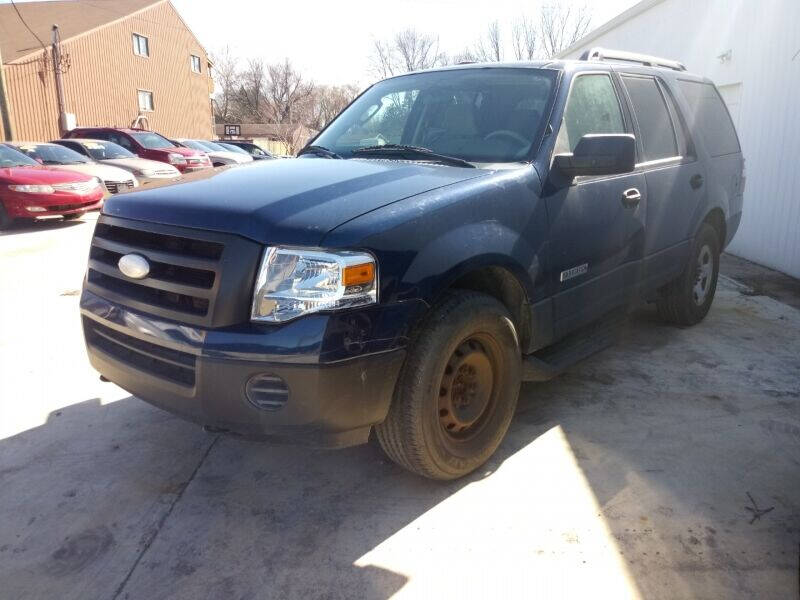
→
(137, 89, 154, 112)
(132, 33, 149, 57)
(190, 55, 201, 73)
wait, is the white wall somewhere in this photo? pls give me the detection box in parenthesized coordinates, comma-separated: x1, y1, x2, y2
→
(561, 0, 800, 278)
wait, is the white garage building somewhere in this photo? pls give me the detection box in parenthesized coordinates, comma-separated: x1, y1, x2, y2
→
(559, 0, 800, 278)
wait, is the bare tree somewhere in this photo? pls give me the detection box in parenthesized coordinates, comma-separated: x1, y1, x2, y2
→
(235, 58, 268, 122)
(539, 3, 592, 58)
(272, 124, 313, 156)
(474, 20, 503, 62)
(210, 46, 239, 122)
(304, 84, 361, 131)
(370, 28, 445, 77)
(512, 16, 537, 61)
(266, 59, 314, 123)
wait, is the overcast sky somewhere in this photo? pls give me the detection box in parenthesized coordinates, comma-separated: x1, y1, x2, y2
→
(171, 0, 640, 86)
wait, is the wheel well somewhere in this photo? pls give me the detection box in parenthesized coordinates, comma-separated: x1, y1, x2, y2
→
(703, 208, 726, 248)
(449, 266, 531, 350)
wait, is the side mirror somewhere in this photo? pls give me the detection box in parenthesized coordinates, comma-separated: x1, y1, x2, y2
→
(553, 133, 636, 178)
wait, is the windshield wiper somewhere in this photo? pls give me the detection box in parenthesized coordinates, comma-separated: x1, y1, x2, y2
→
(298, 145, 342, 159)
(352, 144, 475, 169)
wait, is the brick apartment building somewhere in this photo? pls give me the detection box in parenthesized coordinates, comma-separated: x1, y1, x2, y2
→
(0, 0, 213, 141)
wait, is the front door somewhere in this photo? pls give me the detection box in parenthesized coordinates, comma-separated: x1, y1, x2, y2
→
(545, 72, 646, 337)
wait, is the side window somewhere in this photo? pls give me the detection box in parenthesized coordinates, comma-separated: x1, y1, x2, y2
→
(64, 142, 87, 156)
(109, 133, 133, 151)
(555, 74, 625, 154)
(621, 76, 678, 161)
(678, 81, 740, 157)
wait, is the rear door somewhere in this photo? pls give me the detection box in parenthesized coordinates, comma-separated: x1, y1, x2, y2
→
(619, 74, 706, 291)
(546, 72, 647, 336)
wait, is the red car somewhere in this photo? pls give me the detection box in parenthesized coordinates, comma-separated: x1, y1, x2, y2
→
(65, 127, 211, 173)
(0, 144, 104, 229)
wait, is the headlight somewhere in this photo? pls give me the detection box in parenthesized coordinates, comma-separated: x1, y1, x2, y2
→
(136, 169, 157, 177)
(88, 177, 102, 189)
(251, 247, 377, 322)
(8, 184, 54, 194)
(168, 153, 187, 165)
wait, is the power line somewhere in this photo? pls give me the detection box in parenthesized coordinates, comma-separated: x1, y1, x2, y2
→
(9, 0, 48, 53)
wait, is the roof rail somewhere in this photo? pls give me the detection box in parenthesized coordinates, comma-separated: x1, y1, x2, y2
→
(580, 47, 686, 71)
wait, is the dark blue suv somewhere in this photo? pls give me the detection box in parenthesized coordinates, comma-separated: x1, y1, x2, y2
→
(82, 49, 744, 479)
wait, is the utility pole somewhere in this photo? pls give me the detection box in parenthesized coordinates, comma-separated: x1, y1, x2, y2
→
(51, 24, 67, 136)
(0, 45, 14, 140)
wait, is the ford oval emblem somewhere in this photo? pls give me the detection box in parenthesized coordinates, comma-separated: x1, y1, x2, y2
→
(118, 253, 150, 279)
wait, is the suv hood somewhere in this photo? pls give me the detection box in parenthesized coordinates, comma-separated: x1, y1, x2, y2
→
(103, 157, 488, 245)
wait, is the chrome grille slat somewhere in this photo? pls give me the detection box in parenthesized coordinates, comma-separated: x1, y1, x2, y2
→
(85, 215, 262, 330)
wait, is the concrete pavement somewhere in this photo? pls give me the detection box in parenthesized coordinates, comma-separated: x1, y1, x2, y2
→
(1, 215, 798, 599)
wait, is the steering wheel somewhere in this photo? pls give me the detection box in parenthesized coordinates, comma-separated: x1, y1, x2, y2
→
(484, 130, 530, 147)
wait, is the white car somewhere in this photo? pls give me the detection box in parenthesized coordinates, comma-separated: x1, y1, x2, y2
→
(176, 139, 253, 166)
(53, 139, 181, 185)
(8, 141, 138, 196)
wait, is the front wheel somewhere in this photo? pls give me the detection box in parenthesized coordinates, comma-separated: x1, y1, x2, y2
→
(656, 223, 720, 325)
(376, 291, 521, 480)
(0, 204, 11, 230)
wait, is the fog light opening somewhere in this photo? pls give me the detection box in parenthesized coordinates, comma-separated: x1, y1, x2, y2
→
(245, 373, 289, 411)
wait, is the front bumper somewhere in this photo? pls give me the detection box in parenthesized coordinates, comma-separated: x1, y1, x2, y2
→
(81, 290, 419, 447)
(3, 190, 103, 218)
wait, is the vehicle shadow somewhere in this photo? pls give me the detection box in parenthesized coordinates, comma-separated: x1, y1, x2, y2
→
(0, 216, 91, 236)
(1, 302, 797, 599)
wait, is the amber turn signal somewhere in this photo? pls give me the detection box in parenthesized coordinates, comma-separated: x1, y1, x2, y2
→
(343, 262, 375, 287)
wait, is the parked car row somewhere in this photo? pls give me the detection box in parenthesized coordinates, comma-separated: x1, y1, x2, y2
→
(1, 125, 275, 229)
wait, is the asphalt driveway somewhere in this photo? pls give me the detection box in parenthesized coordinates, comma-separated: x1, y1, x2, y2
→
(1, 215, 798, 599)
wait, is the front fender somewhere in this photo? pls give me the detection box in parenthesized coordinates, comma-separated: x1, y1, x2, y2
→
(402, 221, 539, 305)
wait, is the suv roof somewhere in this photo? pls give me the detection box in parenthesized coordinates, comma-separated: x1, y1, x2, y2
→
(392, 48, 702, 80)
(71, 127, 150, 134)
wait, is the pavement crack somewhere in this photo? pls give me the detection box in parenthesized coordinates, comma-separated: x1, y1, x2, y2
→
(111, 434, 220, 600)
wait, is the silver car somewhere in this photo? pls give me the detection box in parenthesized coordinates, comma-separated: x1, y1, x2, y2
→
(53, 139, 181, 185)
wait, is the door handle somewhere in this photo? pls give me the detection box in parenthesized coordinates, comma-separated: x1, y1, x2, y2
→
(621, 187, 641, 208)
(690, 173, 704, 189)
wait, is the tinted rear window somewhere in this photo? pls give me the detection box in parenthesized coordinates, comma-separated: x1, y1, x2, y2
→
(678, 81, 740, 157)
(622, 76, 678, 161)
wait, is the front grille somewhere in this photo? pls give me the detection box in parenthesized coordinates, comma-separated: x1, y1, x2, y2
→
(105, 180, 135, 194)
(85, 216, 261, 328)
(84, 318, 196, 386)
(46, 199, 99, 212)
(52, 181, 97, 194)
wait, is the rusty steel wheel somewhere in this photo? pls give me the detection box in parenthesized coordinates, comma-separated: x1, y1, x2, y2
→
(376, 291, 521, 480)
(437, 336, 500, 441)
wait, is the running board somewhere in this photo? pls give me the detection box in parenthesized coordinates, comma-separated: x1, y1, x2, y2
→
(521, 311, 629, 382)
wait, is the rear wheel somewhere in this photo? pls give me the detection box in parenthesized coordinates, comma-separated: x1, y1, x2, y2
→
(656, 223, 720, 325)
(376, 291, 521, 480)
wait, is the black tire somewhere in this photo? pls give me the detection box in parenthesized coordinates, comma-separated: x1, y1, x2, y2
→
(63, 211, 85, 221)
(0, 203, 12, 230)
(656, 223, 720, 326)
(376, 291, 521, 480)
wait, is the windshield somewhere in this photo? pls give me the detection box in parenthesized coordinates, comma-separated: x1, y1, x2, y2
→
(82, 140, 135, 160)
(0, 144, 39, 167)
(131, 131, 175, 149)
(197, 140, 227, 152)
(218, 142, 250, 155)
(15, 143, 91, 165)
(180, 139, 208, 151)
(313, 68, 557, 163)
